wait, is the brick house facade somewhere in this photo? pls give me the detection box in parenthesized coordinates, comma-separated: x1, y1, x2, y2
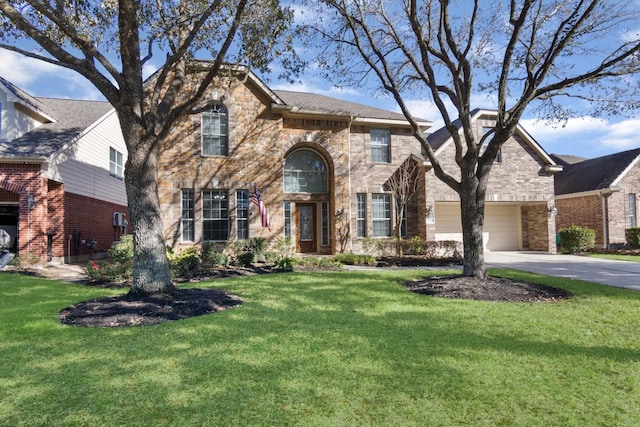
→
(0, 77, 128, 263)
(553, 148, 640, 248)
(424, 110, 561, 252)
(158, 67, 560, 255)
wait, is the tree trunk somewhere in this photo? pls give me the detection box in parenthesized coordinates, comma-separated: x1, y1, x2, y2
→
(459, 164, 487, 278)
(124, 130, 175, 295)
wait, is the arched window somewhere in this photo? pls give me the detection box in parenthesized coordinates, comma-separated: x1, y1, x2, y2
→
(202, 103, 228, 156)
(284, 149, 328, 193)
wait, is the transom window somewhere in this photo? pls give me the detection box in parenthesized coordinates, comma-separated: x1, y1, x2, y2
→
(284, 149, 328, 193)
(371, 128, 391, 163)
(202, 104, 228, 156)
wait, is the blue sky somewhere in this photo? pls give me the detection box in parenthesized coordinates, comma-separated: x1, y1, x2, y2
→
(1, 7, 638, 162)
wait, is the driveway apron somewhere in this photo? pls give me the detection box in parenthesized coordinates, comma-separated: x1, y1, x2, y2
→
(485, 251, 640, 291)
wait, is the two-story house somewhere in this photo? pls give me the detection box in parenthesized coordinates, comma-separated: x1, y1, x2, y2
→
(0, 76, 128, 263)
(157, 64, 561, 255)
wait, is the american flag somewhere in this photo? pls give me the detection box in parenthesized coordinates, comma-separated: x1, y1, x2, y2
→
(252, 185, 271, 232)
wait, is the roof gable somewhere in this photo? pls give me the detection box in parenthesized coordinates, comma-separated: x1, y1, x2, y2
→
(554, 147, 640, 195)
(0, 75, 57, 122)
(0, 96, 113, 159)
(426, 109, 559, 169)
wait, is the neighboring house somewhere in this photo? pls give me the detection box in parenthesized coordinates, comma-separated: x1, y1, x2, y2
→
(0, 76, 128, 263)
(553, 148, 640, 248)
(157, 64, 562, 255)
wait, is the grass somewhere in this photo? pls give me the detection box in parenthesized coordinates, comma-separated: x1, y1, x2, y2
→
(1, 269, 639, 426)
(587, 253, 640, 262)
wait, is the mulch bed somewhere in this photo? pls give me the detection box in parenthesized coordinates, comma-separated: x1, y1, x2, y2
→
(404, 275, 571, 302)
(59, 288, 242, 328)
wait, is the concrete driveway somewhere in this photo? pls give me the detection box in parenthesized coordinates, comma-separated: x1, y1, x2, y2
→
(485, 251, 640, 291)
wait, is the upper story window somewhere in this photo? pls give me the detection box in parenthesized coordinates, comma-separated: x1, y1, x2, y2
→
(481, 126, 502, 163)
(284, 149, 328, 193)
(109, 147, 124, 180)
(371, 128, 391, 163)
(202, 104, 228, 156)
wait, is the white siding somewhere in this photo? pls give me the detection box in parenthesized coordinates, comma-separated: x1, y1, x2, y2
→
(47, 112, 128, 206)
(0, 91, 46, 142)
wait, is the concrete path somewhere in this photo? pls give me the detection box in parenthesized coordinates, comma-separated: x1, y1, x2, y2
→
(485, 251, 640, 291)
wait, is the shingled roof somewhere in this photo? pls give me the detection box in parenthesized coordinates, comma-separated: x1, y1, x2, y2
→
(554, 147, 640, 195)
(274, 90, 427, 124)
(0, 97, 113, 159)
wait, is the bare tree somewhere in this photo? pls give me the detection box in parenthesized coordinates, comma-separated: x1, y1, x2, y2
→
(384, 155, 421, 239)
(309, 0, 640, 277)
(0, 0, 300, 294)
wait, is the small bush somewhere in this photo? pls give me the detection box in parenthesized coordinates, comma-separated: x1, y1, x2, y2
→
(170, 246, 201, 276)
(625, 227, 640, 248)
(558, 225, 596, 253)
(109, 235, 133, 263)
(201, 242, 227, 268)
(333, 253, 376, 266)
(86, 259, 132, 283)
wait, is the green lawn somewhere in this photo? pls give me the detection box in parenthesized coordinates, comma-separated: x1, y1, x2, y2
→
(1, 269, 639, 426)
(588, 253, 640, 262)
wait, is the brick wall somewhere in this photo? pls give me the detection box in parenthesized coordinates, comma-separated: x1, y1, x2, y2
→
(64, 192, 129, 261)
(555, 195, 604, 246)
(0, 162, 128, 262)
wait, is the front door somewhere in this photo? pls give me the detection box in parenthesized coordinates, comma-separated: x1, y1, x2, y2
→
(296, 203, 317, 253)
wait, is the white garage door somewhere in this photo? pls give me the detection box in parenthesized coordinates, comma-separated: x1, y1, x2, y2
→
(435, 203, 519, 251)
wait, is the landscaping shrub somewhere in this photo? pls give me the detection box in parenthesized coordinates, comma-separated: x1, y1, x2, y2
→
(228, 237, 268, 266)
(109, 234, 133, 263)
(169, 246, 201, 276)
(625, 227, 640, 248)
(200, 242, 227, 268)
(333, 253, 376, 266)
(85, 235, 134, 283)
(558, 225, 596, 253)
(362, 237, 461, 260)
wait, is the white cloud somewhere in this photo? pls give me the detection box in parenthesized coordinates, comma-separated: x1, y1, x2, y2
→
(0, 49, 103, 100)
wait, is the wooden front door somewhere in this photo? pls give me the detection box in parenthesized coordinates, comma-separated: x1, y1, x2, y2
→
(296, 203, 317, 253)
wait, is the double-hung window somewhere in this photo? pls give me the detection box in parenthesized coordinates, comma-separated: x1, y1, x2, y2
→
(356, 193, 367, 238)
(109, 147, 124, 180)
(371, 128, 391, 163)
(629, 193, 637, 228)
(203, 190, 229, 241)
(372, 194, 391, 237)
(202, 104, 228, 156)
(181, 189, 195, 242)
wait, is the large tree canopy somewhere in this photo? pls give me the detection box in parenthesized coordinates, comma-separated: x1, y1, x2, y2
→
(308, 0, 640, 277)
(0, 0, 300, 294)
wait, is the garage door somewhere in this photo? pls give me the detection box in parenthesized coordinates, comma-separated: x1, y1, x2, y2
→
(435, 203, 519, 251)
